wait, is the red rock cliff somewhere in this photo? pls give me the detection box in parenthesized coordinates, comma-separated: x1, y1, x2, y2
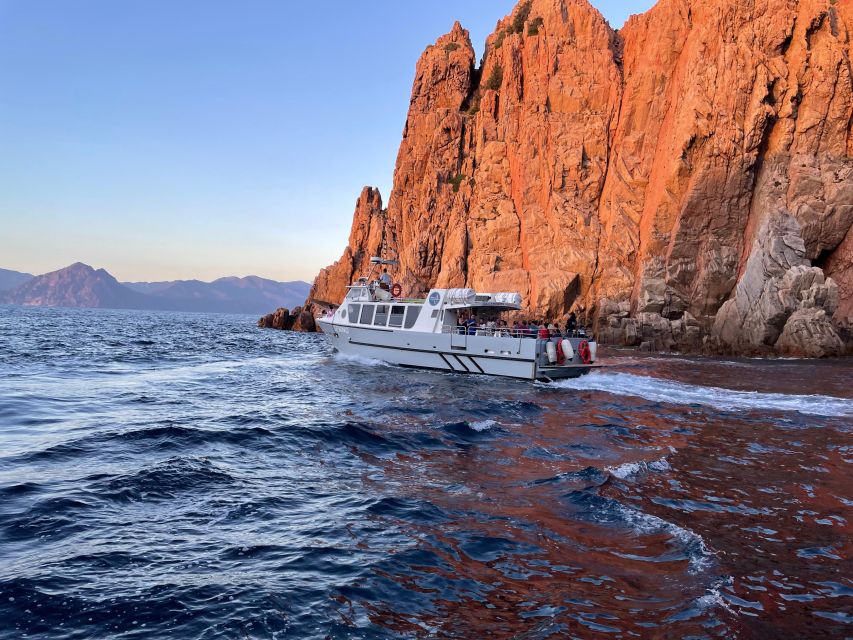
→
(309, 0, 853, 356)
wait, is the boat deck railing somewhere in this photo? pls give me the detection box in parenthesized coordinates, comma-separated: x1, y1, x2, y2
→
(442, 326, 590, 339)
(442, 327, 546, 339)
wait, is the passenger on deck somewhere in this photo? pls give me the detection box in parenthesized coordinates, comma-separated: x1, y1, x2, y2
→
(465, 316, 478, 336)
(566, 312, 577, 336)
(457, 314, 466, 334)
(378, 268, 392, 290)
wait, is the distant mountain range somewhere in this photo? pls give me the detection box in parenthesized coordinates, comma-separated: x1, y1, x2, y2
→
(0, 263, 310, 314)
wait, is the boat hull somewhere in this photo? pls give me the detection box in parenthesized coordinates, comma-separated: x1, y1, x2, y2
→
(317, 319, 595, 381)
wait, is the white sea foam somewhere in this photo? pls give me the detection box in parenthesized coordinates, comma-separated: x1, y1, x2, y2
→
(617, 504, 714, 574)
(553, 372, 853, 417)
(696, 578, 738, 616)
(470, 419, 498, 432)
(607, 456, 670, 479)
(332, 353, 390, 368)
(607, 462, 643, 479)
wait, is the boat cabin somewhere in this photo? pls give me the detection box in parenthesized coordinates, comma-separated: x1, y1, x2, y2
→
(329, 284, 523, 335)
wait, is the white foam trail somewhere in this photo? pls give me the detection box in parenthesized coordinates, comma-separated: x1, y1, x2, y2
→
(553, 372, 853, 417)
(470, 419, 498, 432)
(332, 353, 390, 368)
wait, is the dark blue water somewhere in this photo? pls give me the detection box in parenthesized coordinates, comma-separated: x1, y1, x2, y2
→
(1, 306, 851, 639)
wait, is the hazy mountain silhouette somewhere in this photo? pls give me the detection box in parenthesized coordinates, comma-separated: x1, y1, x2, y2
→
(1, 263, 151, 309)
(0, 268, 34, 292)
(123, 275, 309, 313)
(1, 263, 310, 314)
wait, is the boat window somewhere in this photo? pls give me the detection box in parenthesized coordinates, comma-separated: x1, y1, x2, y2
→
(389, 305, 406, 328)
(348, 304, 360, 322)
(359, 305, 374, 324)
(374, 305, 389, 326)
(404, 306, 421, 328)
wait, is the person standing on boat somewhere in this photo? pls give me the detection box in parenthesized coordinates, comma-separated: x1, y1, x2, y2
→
(378, 268, 392, 291)
(465, 315, 478, 336)
(566, 312, 578, 336)
(457, 314, 466, 335)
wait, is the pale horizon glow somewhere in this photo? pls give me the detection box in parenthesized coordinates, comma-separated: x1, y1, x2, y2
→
(0, 0, 655, 283)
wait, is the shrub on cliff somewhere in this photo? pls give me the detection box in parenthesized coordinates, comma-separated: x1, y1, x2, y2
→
(466, 93, 481, 115)
(527, 16, 544, 36)
(511, 1, 532, 34)
(485, 65, 503, 91)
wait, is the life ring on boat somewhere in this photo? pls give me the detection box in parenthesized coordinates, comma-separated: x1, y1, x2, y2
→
(578, 339, 592, 365)
(391, 283, 403, 298)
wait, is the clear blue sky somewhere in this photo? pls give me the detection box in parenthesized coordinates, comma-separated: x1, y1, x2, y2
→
(0, 0, 654, 282)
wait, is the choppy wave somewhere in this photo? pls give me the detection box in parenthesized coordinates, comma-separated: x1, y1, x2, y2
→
(554, 371, 853, 417)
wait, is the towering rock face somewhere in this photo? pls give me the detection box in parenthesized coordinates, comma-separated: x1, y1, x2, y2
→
(309, 186, 390, 306)
(310, 0, 853, 356)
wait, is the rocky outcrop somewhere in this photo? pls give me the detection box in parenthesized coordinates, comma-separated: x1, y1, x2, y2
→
(257, 304, 318, 332)
(711, 211, 843, 357)
(824, 222, 853, 331)
(308, 187, 388, 308)
(305, 0, 853, 356)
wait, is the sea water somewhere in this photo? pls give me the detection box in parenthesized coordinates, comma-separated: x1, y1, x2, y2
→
(1, 306, 851, 638)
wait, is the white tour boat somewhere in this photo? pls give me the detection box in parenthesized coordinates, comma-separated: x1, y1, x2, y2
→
(316, 258, 599, 381)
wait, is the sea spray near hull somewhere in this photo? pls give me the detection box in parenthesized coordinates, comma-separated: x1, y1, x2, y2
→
(1, 306, 851, 639)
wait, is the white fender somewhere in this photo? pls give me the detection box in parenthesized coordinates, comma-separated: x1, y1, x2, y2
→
(561, 338, 574, 362)
(546, 341, 557, 364)
(589, 341, 598, 363)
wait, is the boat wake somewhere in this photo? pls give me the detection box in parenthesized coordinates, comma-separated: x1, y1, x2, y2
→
(332, 352, 391, 368)
(552, 371, 853, 417)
